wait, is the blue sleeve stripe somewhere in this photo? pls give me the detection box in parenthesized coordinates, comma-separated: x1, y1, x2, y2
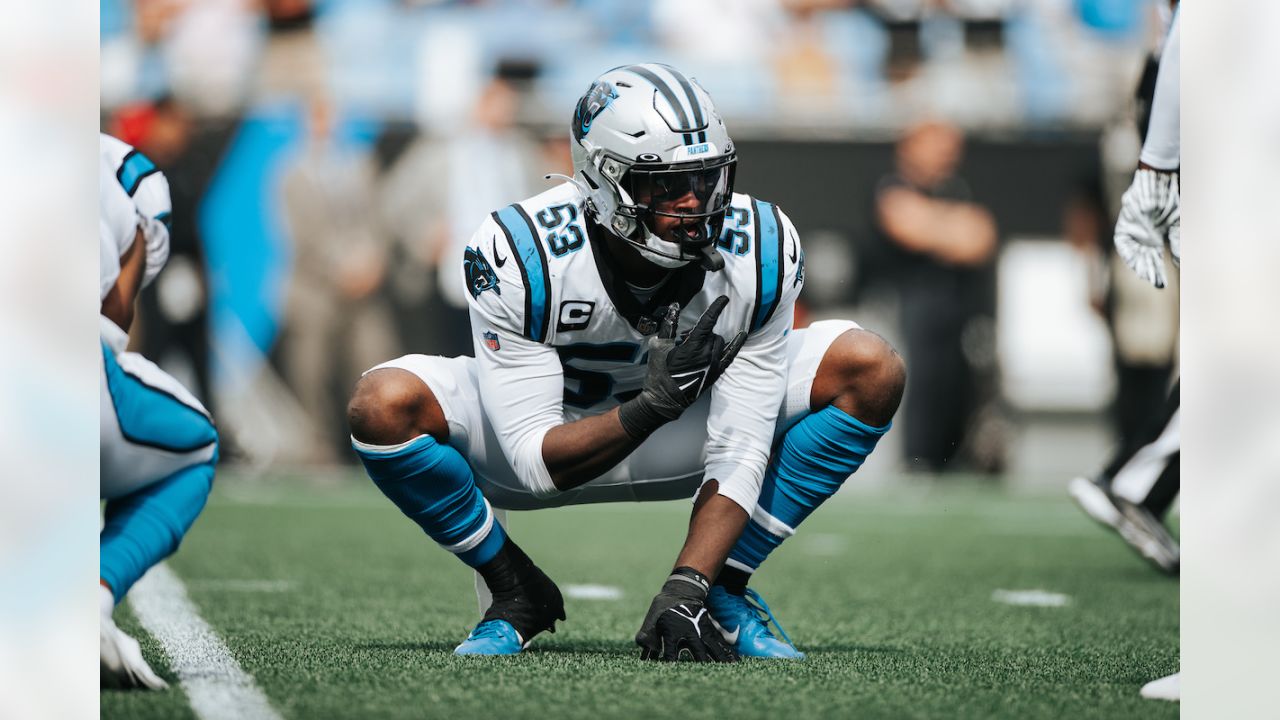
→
(752, 199, 783, 331)
(116, 149, 159, 197)
(513, 204, 552, 342)
(494, 204, 551, 342)
(490, 210, 532, 338)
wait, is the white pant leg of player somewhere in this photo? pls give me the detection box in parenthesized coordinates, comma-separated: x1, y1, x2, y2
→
(348, 362, 565, 655)
(100, 333, 218, 688)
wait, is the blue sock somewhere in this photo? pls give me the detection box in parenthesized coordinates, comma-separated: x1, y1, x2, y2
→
(100, 457, 216, 603)
(727, 405, 890, 574)
(354, 435, 506, 568)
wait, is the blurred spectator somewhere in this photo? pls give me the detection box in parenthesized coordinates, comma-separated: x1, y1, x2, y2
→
(100, 0, 180, 106)
(652, 0, 785, 65)
(379, 68, 546, 357)
(578, 0, 655, 48)
(774, 1, 842, 114)
(102, 0, 1153, 131)
(257, 0, 328, 103)
(278, 94, 395, 462)
(102, 0, 266, 114)
(873, 120, 1001, 472)
(168, 0, 264, 115)
(650, 0, 780, 116)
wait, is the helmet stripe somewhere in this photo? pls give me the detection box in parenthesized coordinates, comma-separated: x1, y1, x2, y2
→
(626, 64, 696, 144)
(659, 64, 706, 134)
(655, 64, 709, 145)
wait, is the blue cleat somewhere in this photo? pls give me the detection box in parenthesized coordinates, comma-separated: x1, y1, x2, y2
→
(706, 587, 805, 659)
(453, 540, 565, 656)
(454, 619, 525, 656)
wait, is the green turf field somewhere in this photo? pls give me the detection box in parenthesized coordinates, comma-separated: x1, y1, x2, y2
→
(102, 470, 1178, 720)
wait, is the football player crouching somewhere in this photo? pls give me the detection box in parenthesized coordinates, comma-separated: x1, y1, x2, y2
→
(346, 64, 905, 661)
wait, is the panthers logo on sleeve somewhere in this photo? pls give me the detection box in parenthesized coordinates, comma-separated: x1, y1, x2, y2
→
(464, 246, 500, 298)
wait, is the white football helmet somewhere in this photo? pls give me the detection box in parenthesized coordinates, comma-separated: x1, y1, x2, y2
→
(570, 63, 736, 271)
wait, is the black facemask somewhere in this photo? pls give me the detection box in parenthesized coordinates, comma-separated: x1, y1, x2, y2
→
(621, 155, 737, 256)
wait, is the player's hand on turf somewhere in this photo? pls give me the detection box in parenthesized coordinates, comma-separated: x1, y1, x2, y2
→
(617, 296, 747, 438)
(635, 568, 739, 663)
(1113, 167, 1179, 288)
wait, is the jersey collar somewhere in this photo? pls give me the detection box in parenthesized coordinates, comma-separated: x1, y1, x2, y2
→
(587, 220, 707, 335)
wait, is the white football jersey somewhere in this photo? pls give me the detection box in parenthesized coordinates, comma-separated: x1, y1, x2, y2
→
(462, 182, 805, 512)
(99, 134, 172, 297)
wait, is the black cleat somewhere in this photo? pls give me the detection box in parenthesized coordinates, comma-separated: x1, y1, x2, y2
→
(1069, 476, 1179, 575)
(482, 562, 566, 643)
(470, 538, 566, 647)
(456, 562, 565, 656)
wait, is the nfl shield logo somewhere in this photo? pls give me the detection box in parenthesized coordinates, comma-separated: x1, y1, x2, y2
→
(483, 331, 500, 351)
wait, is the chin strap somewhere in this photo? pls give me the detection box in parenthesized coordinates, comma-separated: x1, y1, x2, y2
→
(697, 244, 725, 271)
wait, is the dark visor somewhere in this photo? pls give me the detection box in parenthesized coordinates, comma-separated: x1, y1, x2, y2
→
(624, 158, 735, 219)
(618, 155, 737, 255)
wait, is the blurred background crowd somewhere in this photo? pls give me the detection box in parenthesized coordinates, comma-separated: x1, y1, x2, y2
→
(99, 0, 1179, 482)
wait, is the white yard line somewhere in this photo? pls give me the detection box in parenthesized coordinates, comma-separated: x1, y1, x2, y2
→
(991, 589, 1073, 607)
(564, 584, 624, 600)
(186, 579, 297, 593)
(129, 564, 283, 720)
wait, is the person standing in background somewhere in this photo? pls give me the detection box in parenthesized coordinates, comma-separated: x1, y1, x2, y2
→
(379, 67, 545, 359)
(279, 94, 396, 462)
(874, 120, 1000, 473)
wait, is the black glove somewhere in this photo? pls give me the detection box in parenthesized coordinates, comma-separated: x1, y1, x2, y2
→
(635, 567, 739, 663)
(618, 296, 747, 439)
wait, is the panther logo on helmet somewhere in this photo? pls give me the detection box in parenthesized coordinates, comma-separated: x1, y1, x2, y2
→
(573, 80, 619, 143)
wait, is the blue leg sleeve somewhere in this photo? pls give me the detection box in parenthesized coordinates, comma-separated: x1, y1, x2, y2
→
(728, 406, 890, 573)
(354, 435, 506, 568)
(100, 455, 216, 603)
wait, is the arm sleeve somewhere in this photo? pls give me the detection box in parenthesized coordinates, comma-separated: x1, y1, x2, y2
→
(1139, 9, 1180, 169)
(464, 219, 563, 498)
(705, 208, 805, 514)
